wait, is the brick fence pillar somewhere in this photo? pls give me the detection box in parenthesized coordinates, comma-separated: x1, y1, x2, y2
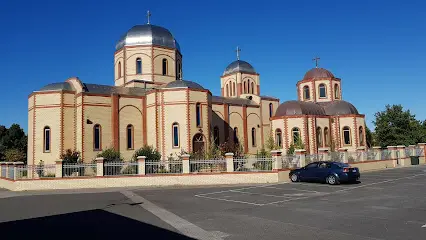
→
(225, 153, 234, 172)
(318, 148, 329, 161)
(417, 143, 426, 164)
(271, 150, 282, 170)
(182, 154, 190, 174)
(13, 162, 24, 180)
(294, 149, 306, 168)
(0, 162, 5, 178)
(137, 156, 146, 175)
(397, 145, 408, 166)
(387, 146, 397, 167)
(372, 146, 381, 160)
(95, 157, 104, 176)
(339, 149, 348, 163)
(55, 160, 63, 178)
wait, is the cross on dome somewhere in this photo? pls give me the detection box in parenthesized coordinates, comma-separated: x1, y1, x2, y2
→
(312, 56, 320, 68)
(235, 46, 241, 60)
(147, 10, 151, 24)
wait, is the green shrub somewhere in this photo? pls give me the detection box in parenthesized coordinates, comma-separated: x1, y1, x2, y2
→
(132, 145, 161, 161)
(97, 148, 122, 162)
(61, 149, 81, 164)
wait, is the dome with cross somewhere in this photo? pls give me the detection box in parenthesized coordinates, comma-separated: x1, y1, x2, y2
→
(115, 11, 180, 52)
(223, 47, 257, 75)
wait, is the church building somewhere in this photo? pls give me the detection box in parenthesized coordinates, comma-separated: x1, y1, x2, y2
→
(27, 14, 366, 164)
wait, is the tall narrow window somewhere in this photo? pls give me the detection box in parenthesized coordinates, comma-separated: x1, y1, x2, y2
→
(117, 62, 121, 79)
(275, 129, 282, 147)
(127, 125, 134, 150)
(244, 81, 247, 93)
(233, 82, 236, 96)
(233, 127, 239, 144)
(247, 80, 251, 93)
(303, 86, 310, 100)
(136, 58, 142, 74)
(43, 126, 51, 152)
(162, 58, 168, 75)
(316, 127, 323, 148)
(292, 127, 300, 144)
(343, 126, 351, 145)
(359, 126, 364, 146)
(94, 124, 101, 151)
(226, 84, 229, 97)
(334, 84, 340, 99)
(324, 127, 329, 147)
(196, 103, 201, 127)
(319, 84, 326, 98)
(251, 127, 256, 147)
(269, 103, 273, 118)
(172, 123, 179, 147)
(178, 62, 182, 79)
(251, 82, 254, 94)
(213, 126, 220, 146)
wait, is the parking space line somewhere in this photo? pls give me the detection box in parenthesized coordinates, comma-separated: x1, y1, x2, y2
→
(230, 189, 309, 198)
(195, 194, 264, 206)
(195, 183, 287, 197)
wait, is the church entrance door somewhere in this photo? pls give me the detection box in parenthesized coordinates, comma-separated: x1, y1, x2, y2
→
(192, 133, 205, 154)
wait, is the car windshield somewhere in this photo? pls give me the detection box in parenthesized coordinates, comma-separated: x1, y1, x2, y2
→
(334, 162, 350, 168)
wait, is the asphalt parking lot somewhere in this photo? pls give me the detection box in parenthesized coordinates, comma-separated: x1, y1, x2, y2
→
(1, 165, 425, 240)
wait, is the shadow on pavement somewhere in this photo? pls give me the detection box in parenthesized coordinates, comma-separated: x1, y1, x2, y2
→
(0, 209, 194, 239)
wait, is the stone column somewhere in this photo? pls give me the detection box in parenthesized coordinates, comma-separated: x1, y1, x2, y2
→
(4, 162, 10, 179)
(397, 145, 408, 166)
(95, 157, 104, 176)
(137, 156, 146, 175)
(0, 162, 5, 178)
(271, 150, 282, 170)
(294, 149, 306, 168)
(408, 145, 416, 157)
(225, 153, 234, 172)
(417, 143, 426, 164)
(13, 162, 24, 180)
(182, 154, 190, 174)
(318, 148, 329, 161)
(387, 146, 397, 160)
(55, 160, 63, 178)
(372, 146, 382, 160)
(339, 149, 348, 163)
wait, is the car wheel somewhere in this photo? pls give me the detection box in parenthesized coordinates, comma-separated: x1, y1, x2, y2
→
(290, 173, 299, 182)
(326, 175, 339, 185)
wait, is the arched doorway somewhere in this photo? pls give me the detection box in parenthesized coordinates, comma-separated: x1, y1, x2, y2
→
(192, 133, 205, 154)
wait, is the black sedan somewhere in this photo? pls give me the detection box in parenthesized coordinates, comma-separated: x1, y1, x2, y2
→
(289, 161, 360, 185)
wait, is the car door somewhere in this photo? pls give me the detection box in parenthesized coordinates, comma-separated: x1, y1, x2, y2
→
(316, 162, 331, 181)
(300, 163, 319, 180)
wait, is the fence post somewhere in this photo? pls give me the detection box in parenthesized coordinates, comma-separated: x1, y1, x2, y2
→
(417, 143, 426, 164)
(95, 157, 104, 176)
(0, 162, 4, 178)
(225, 153, 234, 172)
(397, 145, 407, 166)
(137, 156, 146, 175)
(339, 149, 348, 163)
(4, 162, 10, 179)
(408, 145, 416, 156)
(271, 150, 282, 170)
(318, 148, 329, 161)
(182, 154, 190, 174)
(357, 149, 365, 162)
(373, 146, 381, 160)
(55, 160, 63, 178)
(294, 149, 306, 168)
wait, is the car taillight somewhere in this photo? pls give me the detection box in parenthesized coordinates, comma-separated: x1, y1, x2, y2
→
(343, 168, 349, 172)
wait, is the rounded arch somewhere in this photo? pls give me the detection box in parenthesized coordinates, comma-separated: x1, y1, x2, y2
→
(243, 81, 247, 94)
(153, 54, 175, 61)
(247, 112, 261, 120)
(291, 127, 301, 145)
(93, 124, 102, 151)
(119, 105, 142, 115)
(229, 112, 244, 120)
(318, 83, 327, 98)
(250, 82, 254, 94)
(275, 128, 283, 147)
(114, 57, 125, 66)
(126, 52, 152, 60)
(303, 85, 310, 100)
(342, 126, 351, 145)
(192, 133, 205, 153)
(213, 110, 224, 119)
(126, 124, 134, 150)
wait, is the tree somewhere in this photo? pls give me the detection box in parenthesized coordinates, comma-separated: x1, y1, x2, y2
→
(373, 104, 425, 147)
(0, 124, 27, 162)
(365, 125, 374, 148)
(4, 148, 26, 162)
(60, 149, 81, 164)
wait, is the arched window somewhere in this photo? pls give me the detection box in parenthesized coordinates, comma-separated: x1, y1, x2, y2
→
(334, 84, 340, 99)
(244, 81, 247, 94)
(94, 124, 101, 151)
(343, 126, 351, 145)
(251, 82, 254, 94)
(275, 129, 282, 147)
(303, 86, 310, 100)
(251, 127, 256, 147)
(324, 127, 329, 147)
(136, 58, 142, 74)
(233, 82, 236, 96)
(178, 62, 182, 79)
(43, 126, 51, 152)
(172, 123, 179, 148)
(196, 103, 202, 127)
(319, 84, 326, 98)
(269, 103, 273, 118)
(292, 127, 300, 144)
(126, 125, 134, 150)
(247, 80, 251, 93)
(213, 126, 220, 146)
(316, 127, 322, 148)
(162, 58, 168, 75)
(117, 62, 121, 79)
(226, 84, 229, 97)
(359, 126, 364, 146)
(233, 127, 239, 144)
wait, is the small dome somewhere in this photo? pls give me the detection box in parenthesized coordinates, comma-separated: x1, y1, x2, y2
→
(275, 100, 326, 117)
(162, 80, 204, 90)
(116, 24, 180, 52)
(320, 100, 359, 115)
(223, 60, 256, 75)
(39, 82, 74, 91)
(303, 68, 334, 80)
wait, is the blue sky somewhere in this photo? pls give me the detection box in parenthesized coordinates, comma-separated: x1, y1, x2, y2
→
(1, 0, 425, 132)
